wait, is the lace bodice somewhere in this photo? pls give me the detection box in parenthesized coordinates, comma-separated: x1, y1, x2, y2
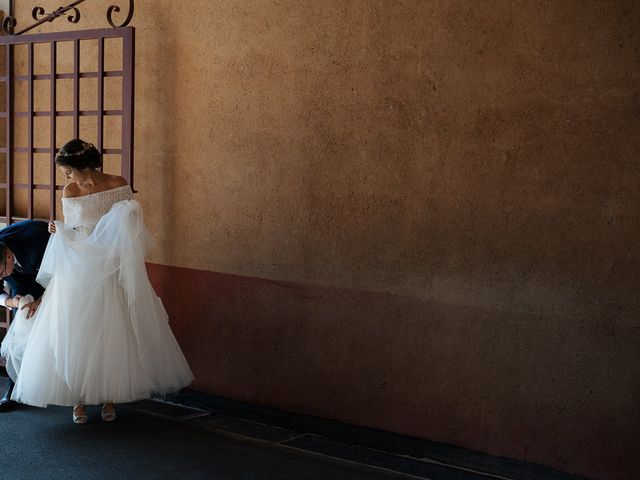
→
(62, 185, 133, 237)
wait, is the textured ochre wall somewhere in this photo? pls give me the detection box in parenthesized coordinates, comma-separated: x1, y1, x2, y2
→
(9, 2, 640, 479)
(10, 1, 639, 313)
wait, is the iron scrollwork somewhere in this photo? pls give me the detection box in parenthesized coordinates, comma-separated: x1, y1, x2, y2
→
(107, 1, 135, 28)
(2, 16, 17, 35)
(2, 1, 134, 35)
(31, 4, 82, 24)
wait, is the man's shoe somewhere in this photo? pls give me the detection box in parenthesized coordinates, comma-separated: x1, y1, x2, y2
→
(0, 380, 16, 412)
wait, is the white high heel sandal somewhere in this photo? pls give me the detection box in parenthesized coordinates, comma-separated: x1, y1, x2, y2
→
(73, 404, 87, 424)
(101, 403, 116, 422)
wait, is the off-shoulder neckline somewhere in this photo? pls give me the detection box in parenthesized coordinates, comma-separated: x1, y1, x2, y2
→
(61, 184, 131, 201)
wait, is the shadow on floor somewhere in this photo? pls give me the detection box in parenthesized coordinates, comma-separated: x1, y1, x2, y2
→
(129, 388, 588, 480)
(0, 379, 588, 480)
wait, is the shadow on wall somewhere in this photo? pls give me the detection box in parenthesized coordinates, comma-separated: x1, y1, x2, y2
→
(148, 263, 640, 480)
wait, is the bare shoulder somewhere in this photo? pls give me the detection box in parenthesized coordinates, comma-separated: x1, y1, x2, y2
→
(106, 175, 129, 189)
(62, 182, 82, 198)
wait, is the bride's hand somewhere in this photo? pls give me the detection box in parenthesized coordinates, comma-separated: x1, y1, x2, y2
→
(22, 296, 42, 319)
(48, 221, 56, 234)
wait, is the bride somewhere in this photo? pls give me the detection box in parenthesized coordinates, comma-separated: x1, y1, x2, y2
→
(11, 139, 194, 423)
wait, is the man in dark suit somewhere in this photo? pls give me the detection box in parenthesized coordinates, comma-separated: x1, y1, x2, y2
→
(0, 220, 50, 411)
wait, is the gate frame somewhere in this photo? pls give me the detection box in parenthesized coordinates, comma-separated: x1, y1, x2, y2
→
(0, 25, 135, 330)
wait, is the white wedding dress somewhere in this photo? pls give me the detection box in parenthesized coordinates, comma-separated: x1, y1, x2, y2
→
(11, 185, 194, 407)
(0, 296, 35, 382)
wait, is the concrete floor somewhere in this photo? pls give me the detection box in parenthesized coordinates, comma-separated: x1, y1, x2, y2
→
(0, 402, 407, 480)
(0, 373, 589, 480)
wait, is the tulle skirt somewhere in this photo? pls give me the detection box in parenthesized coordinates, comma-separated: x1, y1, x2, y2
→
(0, 300, 35, 382)
(11, 200, 194, 407)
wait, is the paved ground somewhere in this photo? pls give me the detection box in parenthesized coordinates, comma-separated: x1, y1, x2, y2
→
(0, 380, 586, 480)
(0, 402, 406, 480)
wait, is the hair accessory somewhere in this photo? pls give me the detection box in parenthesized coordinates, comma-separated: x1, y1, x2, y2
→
(57, 142, 95, 158)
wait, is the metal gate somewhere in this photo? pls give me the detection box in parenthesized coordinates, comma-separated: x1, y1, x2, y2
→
(0, 5, 135, 331)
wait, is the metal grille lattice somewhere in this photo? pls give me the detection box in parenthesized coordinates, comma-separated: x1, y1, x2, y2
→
(0, 26, 134, 330)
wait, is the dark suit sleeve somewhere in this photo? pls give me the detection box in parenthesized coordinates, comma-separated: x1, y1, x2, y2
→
(0, 220, 50, 302)
(25, 221, 51, 274)
(5, 272, 45, 299)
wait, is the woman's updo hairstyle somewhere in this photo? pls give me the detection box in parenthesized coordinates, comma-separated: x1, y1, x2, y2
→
(55, 139, 102, 170)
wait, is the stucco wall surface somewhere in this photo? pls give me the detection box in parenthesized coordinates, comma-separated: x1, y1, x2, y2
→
(9, 1, 638, 317)
(8, 2, 640, 479)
